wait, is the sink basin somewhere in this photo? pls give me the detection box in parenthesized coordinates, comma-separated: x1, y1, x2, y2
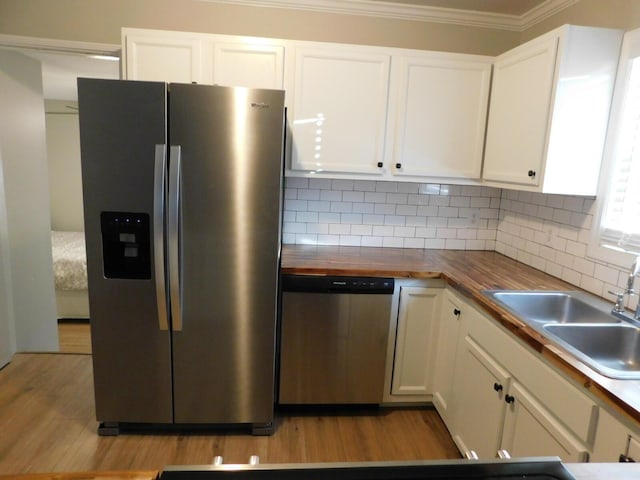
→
(482, 290, 640, 379)
(544, 324, 640, 379)
(484, 291, 620, 325)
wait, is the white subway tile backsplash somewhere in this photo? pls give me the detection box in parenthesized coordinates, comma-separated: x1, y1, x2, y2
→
(384, 215, 406, 226)
(307, 200, 331, 212)
(330, 202, 353, 213)
(354, 180, 377, 192)
(404, 237, 426, 248)
(362, 236, 383, 247)
(342, 191, 365, 202)
(495, 188, 633, 302)
(381, 236, 403, 247)
(374, 203, 396, 215)
(329, 223, 351, 235)
(298, 189, 320, 200)
(363, 214, 385, 225)
(282, 179, 490, 247)
(296, 211, 319, 223)
(341, 213, 363, 224)
(386, 193, 409, 204)
(320, 190, 342, 201)
(351, 224, 373, 236)
(396, 204, 418, 216)
(365, 192, 387, 203)
(309, 178, 332, 189)
(419, 184, 440, 195)
(332, 179, 355, 191)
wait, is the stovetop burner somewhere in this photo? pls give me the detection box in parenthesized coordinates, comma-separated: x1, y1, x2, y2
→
(160, 457, 576, 480)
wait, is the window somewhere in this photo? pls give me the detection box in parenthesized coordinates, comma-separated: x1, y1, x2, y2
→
(590, 27, 640, 267)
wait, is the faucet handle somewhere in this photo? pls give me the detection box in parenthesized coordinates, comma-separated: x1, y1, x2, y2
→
(608, 290, 627, 312)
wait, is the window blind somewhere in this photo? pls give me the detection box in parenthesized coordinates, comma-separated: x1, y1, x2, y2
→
(601, 55, 640, 254)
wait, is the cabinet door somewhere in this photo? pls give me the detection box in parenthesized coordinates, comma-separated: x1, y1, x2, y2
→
(391, 287, 440, 396)
(390, 55, 491, 179)
(483, 35, 558, 186)
(501, 382, 589, 462)
(432, 290, 462, 421)
(290, 47, 390, 175)
(213, 43, 284, 90)
(123, 30, 206, 83)
(451, 336, 511, 459)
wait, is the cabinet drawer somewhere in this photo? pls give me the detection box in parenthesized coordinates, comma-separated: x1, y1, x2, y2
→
(465, 304, 597, 445)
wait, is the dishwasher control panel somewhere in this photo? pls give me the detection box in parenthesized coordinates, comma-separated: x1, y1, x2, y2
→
(282, 275, 394, 294)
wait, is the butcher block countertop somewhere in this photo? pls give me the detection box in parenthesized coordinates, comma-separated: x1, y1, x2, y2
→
(281, 244, 640, 427)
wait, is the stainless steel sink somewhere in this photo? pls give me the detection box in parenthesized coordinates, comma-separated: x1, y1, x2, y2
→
(543, 324, 640, 379)
(485, 291, 621, 325)
(482, 290, 640, 379)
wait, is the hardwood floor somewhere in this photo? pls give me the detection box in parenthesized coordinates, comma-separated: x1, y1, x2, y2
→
(0, 352, 460, 475)
(57, 320, 92, 354)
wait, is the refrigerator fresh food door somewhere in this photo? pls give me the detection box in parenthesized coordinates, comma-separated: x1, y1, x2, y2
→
(78, 78, 173, 424)
(168, 84, 285, 427)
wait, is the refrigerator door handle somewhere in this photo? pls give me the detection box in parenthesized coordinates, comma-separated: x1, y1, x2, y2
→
(154, 144, 169, 331)
(168, 145, 183, 331)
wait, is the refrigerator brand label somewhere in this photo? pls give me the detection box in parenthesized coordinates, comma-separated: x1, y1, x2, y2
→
(251, 102, 270, 109)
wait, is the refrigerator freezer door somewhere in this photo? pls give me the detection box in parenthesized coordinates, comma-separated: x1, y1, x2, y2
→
(168, 84, 285, 426)
(78, 78, 173, 424)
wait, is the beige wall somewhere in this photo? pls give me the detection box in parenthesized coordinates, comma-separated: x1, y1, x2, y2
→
(45, 102, 84, 232)
(0, 0, 519, 55)
(2, 1, 640, 57)
(522, 0, 640, 41)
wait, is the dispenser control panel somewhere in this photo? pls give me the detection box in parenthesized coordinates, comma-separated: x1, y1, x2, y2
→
(100, 212, 151, 279)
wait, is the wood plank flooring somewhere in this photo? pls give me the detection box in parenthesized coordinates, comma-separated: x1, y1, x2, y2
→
(57, 320, 92, 354)
(0, 353, 460, 475)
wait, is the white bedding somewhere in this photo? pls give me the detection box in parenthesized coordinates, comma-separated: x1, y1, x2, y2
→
(51, 231, 88, 291)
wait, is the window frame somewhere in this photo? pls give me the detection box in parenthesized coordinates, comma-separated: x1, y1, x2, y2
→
(588, 27, 640, 268)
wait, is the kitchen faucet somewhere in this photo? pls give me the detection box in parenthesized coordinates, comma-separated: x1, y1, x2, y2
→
(611, 256, 640, 320)
(629, 256, 640, 320)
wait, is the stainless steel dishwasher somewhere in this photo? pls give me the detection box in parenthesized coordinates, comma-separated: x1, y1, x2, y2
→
(279, 275, 394, 404)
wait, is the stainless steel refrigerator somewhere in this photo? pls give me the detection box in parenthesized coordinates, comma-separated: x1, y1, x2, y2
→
(77, 78, 285, 435)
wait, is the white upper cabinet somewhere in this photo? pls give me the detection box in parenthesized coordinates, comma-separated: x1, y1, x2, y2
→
(122, 29, 285, 90)
(122, 28, 209, 83)
(212, 42, 284, 90)
(482, 25, 623, 195)
(388, 53, 492, 180)
(289, 46, 391, 175)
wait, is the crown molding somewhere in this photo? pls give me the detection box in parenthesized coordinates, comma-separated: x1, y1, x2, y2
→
(0, 34, 120, 55)
(201, 0, 579, 31)
(520, 0, 580, 30)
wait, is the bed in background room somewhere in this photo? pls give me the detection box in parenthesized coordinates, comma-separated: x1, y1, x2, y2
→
(51, 230, 89, 320)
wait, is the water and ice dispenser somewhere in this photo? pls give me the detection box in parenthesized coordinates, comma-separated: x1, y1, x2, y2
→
(100, 212, 151, 279)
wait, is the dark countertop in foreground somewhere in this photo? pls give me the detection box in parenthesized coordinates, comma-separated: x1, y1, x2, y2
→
(281, 244, 640, 426)
(3, 464, 640, 480)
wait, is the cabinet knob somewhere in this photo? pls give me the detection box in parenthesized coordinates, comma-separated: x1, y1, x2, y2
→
(493, 382, 503, 392)
(453, 308, 461, 316)
(528, 170, 536, 178)
(505, 394, 515, 404)
(377, 162, 383, 168)
(396, 163, 402, 169)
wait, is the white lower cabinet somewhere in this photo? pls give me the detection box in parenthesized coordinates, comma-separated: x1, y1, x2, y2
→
(390, 286, 441, 397)
(432, 289, 462, 422)
(451, 336, 511, 459)
(501, 381, 588, 462)
(591, 407, 640, 462)
(446, 290, 595, 462)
